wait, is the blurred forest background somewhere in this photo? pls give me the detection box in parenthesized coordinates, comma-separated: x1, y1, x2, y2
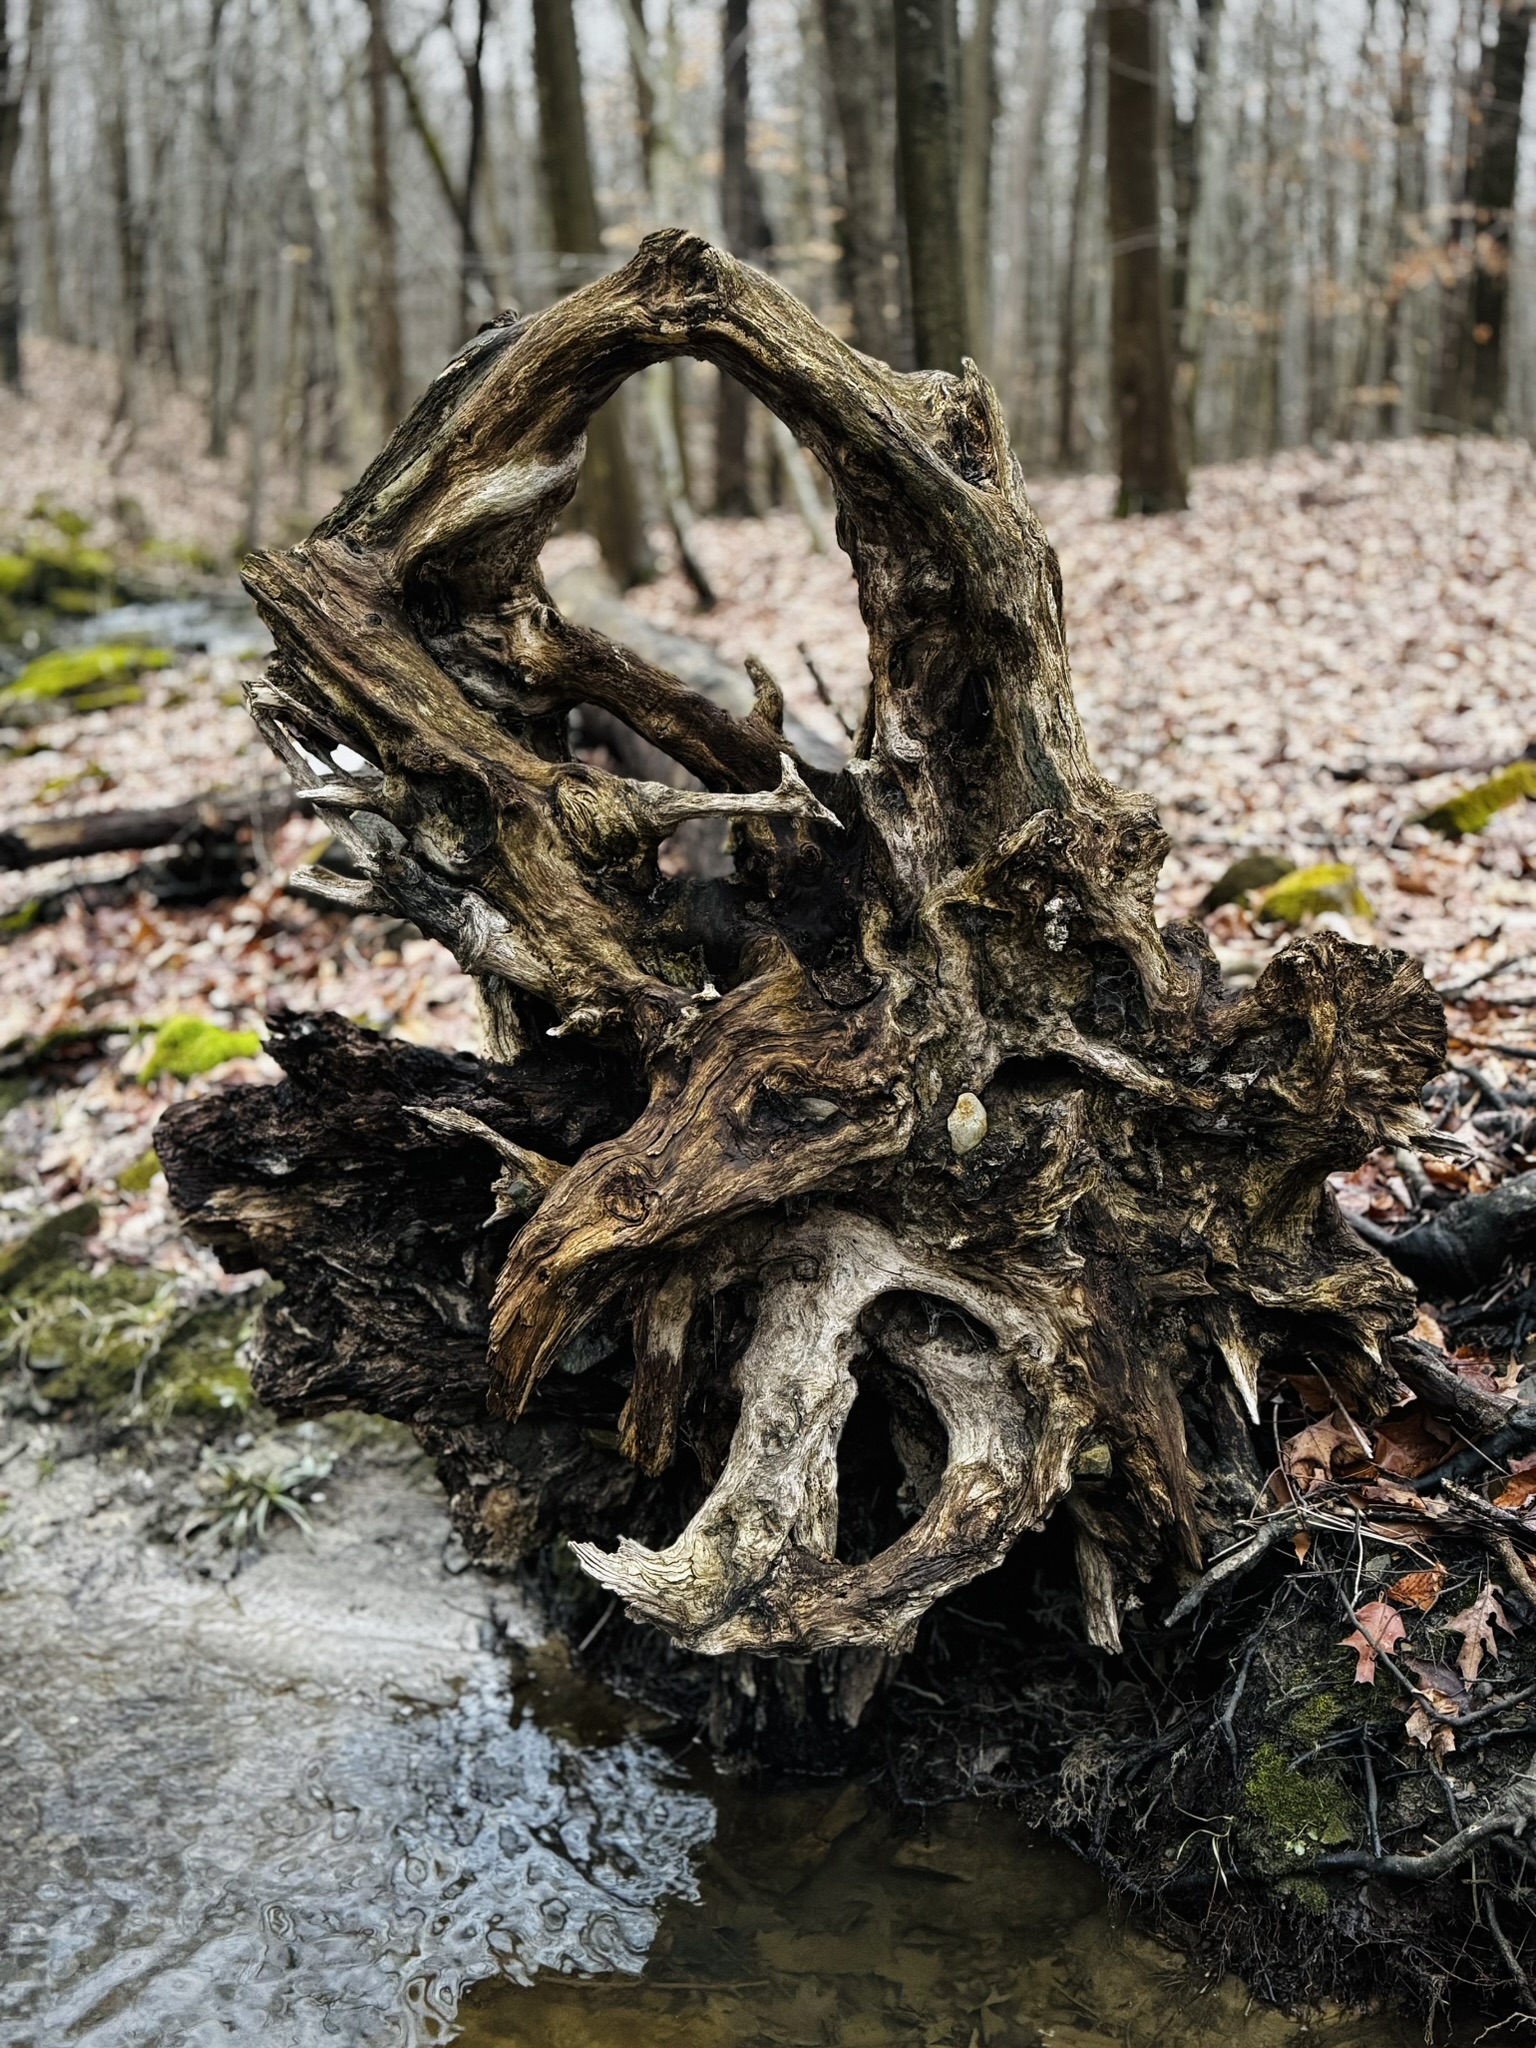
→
(4, 0, 1536, 559)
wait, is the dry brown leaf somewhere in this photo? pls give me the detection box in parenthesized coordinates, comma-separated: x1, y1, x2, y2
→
(1404, 1704, 1457, 1758)
(1386, 1564, 1447, 1613)
(1340, 1599, 1408, 1684)
(1493, 1471, 1536, 1512)
(1372, 1406, 1458, 1480)
(1442, 1584, 1512, 1683)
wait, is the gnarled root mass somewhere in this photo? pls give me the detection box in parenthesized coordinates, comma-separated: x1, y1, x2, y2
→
(160, 232, 1536, 2016)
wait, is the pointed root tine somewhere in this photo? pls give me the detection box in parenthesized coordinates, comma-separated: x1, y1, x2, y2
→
(287, 867, 384, 912)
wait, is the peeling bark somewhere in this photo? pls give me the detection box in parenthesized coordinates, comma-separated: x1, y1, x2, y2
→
(163, 231, 1445, 1667)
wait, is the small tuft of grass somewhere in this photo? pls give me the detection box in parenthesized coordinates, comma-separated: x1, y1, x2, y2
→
(183, 1445, 336, 1550)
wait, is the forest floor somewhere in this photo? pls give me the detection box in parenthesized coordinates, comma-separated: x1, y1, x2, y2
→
(0, 339, 1531, 1297)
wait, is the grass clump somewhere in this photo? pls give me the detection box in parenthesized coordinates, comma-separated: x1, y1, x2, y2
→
(1255, 862, 1370, 926)
(140, 1016, 261, 1083)
(1417, 759, 1536, 838)
(184, 1444, 335, 1549)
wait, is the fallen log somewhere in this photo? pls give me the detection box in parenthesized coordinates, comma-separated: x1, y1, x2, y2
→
(160, 232, 1536, 2017)
(0, 777, 295, 870)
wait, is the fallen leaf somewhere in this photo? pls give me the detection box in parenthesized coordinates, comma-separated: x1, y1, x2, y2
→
(1341, 1598, 1408, 1684)
(1283, 1414, 1373, 1493)
(1493, 1471, 1536, 1512)
(1386, 1564, 1447, 1612)
(1283, 1373, 1337, 1415)
(1372, 1405, 1458, 1480)
(1443, 1584, 1512, 1683)
(1405, 1703, 1457, 1758)
(1411, 1307, 1448, 1348)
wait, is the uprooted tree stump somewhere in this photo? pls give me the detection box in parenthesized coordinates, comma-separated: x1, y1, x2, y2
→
(161, 232, 1536, 2017)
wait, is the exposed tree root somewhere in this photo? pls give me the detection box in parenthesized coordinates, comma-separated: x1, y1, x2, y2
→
(156, 234, 1536, 2018)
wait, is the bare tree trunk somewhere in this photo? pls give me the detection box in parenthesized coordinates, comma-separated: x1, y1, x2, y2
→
(1378, 0, 1427, 435)
(97, 0, 148, 426)
(25, 0, 58, 341)
(364, 0, 405, 433)
(1057, 1, 1101, 467)
(531, 0, 653, 586)
(960, 0, 998, 362)
(0, 2, 23, 390)
(715, 0, 771, 514)
(820, 0, 906, 366)
(1436, 0, 1533, 432)
(202, 0, 234, 456)
(1104, 0, 1186, 512)
(892, 0, 970, 369)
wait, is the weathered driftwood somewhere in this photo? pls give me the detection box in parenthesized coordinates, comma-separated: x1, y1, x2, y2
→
(164, 230, 1446, 1663)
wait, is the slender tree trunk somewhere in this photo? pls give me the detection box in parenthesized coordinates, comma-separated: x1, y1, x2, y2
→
(202, 0, 233, 456)
(364, 0, 405, 433)
(1104, 0, 1186, 512)
(0, 4, 23, 390)
(531, 0, 653, 586)
(1057, 1, 1101, 467)
(1378, 0, 1427, 435)
(98, 0, 149, 426)
(892, 0, 970, 370)
(819, 0, 907, 365)
(26, 0, 58, 341)
(1436, 0, 1533, 432)
(960, 0, 998, 362)
(1170, 0, 1222, 461)
(715, 0, 770, 514)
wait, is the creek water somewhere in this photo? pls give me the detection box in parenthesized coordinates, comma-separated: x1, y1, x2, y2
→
(0, 1426, 1425, 2048)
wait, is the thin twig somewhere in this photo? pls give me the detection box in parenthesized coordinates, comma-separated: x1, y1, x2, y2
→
(1319, 1790, 1536, 1880)
(1164, 1511, 1308, 1627)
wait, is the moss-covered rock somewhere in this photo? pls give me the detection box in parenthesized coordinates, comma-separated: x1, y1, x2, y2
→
(1198, 852, 1295, 915)
(115, 1148, 162, 1193)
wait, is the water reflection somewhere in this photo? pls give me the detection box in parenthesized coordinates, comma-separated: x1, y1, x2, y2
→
(0, 1439, 710, 2047)
(0, 1431, 1423, 2048)
(456, 1776, 1421, 2048)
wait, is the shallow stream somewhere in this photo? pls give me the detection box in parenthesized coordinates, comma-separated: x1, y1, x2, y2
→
(0, 1425, 1426, 2048)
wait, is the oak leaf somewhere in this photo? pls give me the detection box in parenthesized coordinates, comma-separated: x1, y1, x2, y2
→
(1340, 1598, 1407, 1684)
(1443, 1584, 1511, 1683)
(1386, 1564, 1446, 1613)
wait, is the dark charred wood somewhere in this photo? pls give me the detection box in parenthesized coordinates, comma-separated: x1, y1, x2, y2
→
(1349, 1169, 1536, 1297)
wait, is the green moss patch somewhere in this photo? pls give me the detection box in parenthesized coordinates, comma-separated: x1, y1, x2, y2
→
(0, 1224, 262, 1421)
(140, 1016, 261, 1083)
(0, 642, 171, 716)
(1418, 759, 1536, 838)
(1255, 862, 1371, 926)
(1242, 1741, 1357, 1867)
